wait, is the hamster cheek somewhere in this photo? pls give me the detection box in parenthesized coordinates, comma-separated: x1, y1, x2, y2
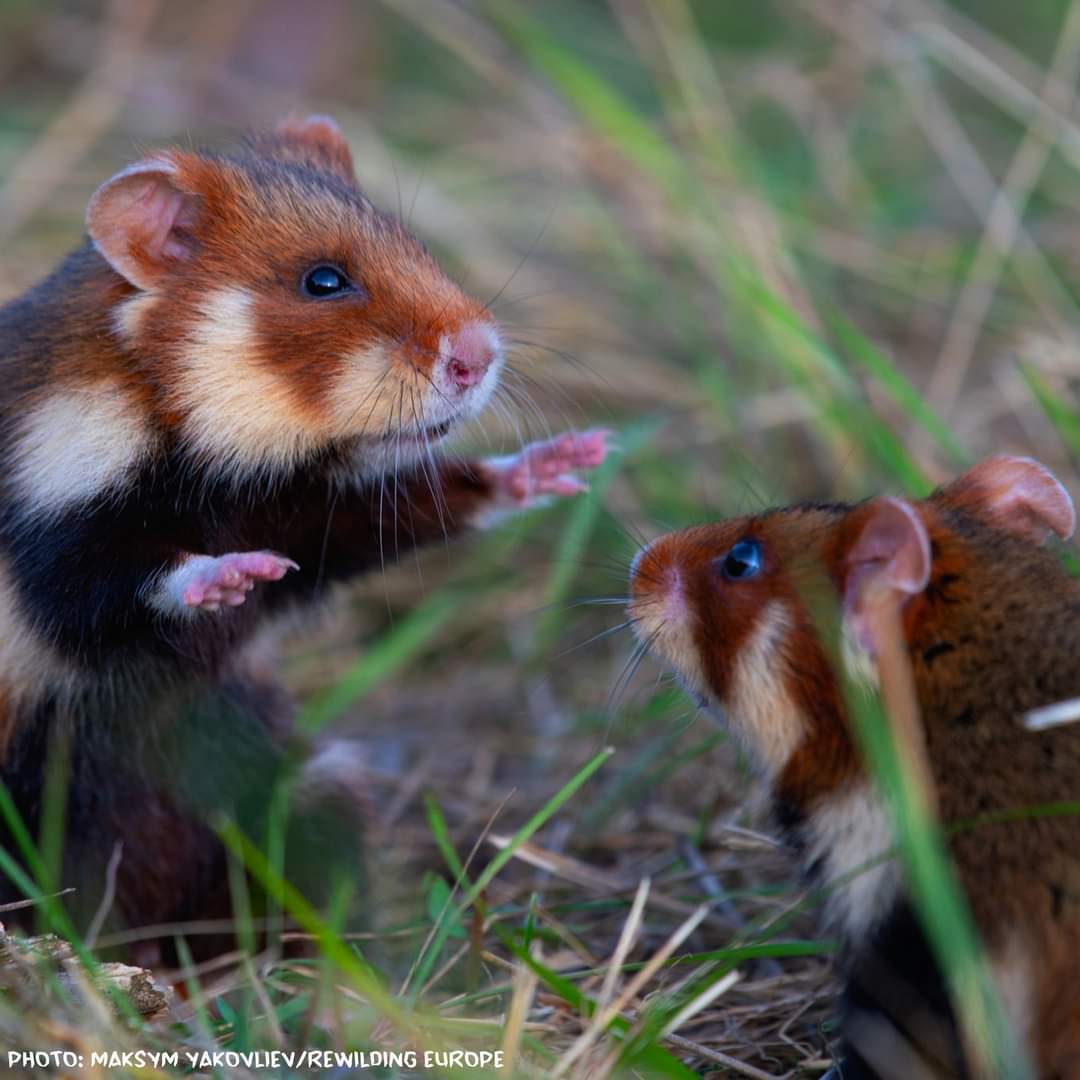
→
(327, 341, 398, 438)
(719, 600, 807, 778)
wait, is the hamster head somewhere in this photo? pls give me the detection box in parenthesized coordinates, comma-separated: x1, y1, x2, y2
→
(628, 456, 1076, 782)
(86, 115, 502, 480)
(629, 503, 850, 777)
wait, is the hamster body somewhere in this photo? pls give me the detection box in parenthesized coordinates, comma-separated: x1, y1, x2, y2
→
(629, 456, 1080, 1078)
(0, 116, 608, 952)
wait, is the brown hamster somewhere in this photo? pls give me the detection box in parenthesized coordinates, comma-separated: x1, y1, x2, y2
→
(629, 455, 1080, 1078)
(0, 115, 609, 955)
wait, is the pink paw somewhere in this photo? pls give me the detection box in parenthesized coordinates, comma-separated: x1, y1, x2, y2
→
(490, 429, 613, 507)
(171, 551, 298, 612)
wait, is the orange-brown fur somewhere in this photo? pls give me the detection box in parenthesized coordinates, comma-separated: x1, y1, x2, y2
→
(630, 471, 1080, 1076)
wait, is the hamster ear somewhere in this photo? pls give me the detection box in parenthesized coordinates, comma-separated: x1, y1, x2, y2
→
(275, 114, 355, 182)
(842, 497, 931, 655)
(936, 455, 1076, 544)
(86, 157, 201, 291)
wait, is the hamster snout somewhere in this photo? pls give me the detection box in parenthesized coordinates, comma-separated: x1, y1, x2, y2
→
(441, 320, 501, 392)
(628, 535, 701, 684)
(629, 539, 687, 619)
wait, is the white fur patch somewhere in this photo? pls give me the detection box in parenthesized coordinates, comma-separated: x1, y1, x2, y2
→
(988, 937, 1035, 1068)
(629, 562, 806, 778)
(295, 739, 369, 802)
(112, 291, 157, 342)
(841, 617, 881, 692)
(329, 341, 398, 439)
(803, 783, 901, 941)
(331, 325, 503, 445)
(465, 456, 516, 531)
(723, 600, 806, 777)
(11, 383, 156, 517)
(143, 554, 206, 619)
(174, 288, 317, 477)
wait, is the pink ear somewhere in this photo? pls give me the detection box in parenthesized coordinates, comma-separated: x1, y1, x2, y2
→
(843, 497, 931, 654)
(275, 114, 355, 182)
(939, 455, 1076, 544)
(85, 158, 200, 290)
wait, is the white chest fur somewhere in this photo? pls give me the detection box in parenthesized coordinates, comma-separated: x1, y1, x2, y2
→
(801, 783, 902, 941)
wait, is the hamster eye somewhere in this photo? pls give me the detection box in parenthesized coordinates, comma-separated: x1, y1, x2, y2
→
(302, 265, 352, 298)
(718, 538, 763, 582)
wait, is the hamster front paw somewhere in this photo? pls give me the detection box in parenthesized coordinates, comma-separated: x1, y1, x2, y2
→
(483, 429, 612, 511)
(163, 551, 299, 613)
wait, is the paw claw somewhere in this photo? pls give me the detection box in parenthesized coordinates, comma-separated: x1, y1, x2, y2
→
(487, 428, 612, 510)
(170, 550, 298, 614)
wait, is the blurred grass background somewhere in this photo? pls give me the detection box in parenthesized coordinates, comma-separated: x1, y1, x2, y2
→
(3, 0, 1080, 1075)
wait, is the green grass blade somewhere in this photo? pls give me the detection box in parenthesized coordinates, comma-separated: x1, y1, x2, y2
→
(733, 272, 932, 492)
(406, 745, 614, 1001)
(534, 419, 657, 654)
(491, 922, 700, 1079)
(424, 793, 467, 882)
(485, 2, 685, 193)
(829, 310, 969, 466)
(218, 818, 421, 1039)
(298, 586, 465, 733)
(1018, 361, 1080, 457)
(843, 682, 1031, 1078)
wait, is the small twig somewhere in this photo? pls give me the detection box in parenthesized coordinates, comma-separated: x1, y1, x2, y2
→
(663, 1032, 791, 1080)
(0, 888, 75, 914)
(500, 938, 541, 1075)
(552, 903, 710, 1079)
(595, 876, 650, 1017)
(85, 841, 123, 949)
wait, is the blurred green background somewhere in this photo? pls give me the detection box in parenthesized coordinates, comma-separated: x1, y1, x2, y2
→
(2, 0, 1080, 1074)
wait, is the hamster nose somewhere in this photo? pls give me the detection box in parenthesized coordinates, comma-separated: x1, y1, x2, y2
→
(444, 322, 497, 390)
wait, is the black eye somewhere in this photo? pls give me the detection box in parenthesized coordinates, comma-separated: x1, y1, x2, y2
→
(302, 265, 352, 298)
(719, 538, 763, 582)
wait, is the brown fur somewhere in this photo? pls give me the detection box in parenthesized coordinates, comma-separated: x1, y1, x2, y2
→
(631, 476, 1080, 1076)
(0, 119, 516, 955)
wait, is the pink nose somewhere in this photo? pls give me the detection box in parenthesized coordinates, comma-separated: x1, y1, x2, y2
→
(445, 322, 497, 390)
